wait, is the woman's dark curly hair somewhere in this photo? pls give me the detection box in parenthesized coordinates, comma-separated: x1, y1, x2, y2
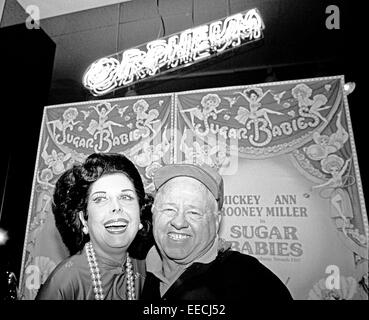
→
(246, 89, 260, 98)
(52, 153, 154, 259)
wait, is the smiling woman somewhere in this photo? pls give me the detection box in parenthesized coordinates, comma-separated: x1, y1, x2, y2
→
(35, 153, 154, 300)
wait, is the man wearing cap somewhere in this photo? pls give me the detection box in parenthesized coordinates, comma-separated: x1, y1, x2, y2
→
(142, 163, 293, 300)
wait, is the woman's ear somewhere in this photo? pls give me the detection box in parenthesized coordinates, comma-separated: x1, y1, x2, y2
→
(79, 211, 88, 234)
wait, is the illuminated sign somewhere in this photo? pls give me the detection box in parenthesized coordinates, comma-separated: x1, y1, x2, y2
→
(83, 8, 265, 96)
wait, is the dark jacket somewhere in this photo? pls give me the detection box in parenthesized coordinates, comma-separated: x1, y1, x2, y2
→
(142, 250, 293, 300)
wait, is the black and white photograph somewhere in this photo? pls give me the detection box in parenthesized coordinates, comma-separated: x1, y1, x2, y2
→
(0, 0, 367, 310)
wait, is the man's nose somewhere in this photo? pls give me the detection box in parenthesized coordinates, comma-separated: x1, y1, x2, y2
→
(170, 211, 189, 229)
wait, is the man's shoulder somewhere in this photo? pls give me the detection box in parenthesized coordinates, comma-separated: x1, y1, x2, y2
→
(218, 250, 279, 277)
(216, 250, 293, 300)
(217, 249, 262, 268)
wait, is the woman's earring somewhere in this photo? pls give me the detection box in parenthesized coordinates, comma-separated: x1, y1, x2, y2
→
(82, 225, 89, 234)
(139, 223, 143, 230)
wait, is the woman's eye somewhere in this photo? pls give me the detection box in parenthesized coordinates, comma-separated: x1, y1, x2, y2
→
(119, 194, 134, 201)
(92, 196, 107, 203)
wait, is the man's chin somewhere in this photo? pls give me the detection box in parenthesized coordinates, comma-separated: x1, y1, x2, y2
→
(164, 248, 192, 263)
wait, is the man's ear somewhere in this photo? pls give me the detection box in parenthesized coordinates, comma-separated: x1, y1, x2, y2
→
(215, 211, 222, 233)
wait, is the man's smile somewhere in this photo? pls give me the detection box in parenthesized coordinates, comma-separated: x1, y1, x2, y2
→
(167, 232, 191, 241)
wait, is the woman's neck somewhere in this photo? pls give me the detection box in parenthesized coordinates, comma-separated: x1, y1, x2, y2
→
(90, 241, 127, 264)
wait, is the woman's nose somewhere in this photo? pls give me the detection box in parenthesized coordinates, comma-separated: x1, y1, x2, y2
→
(111, 198, 122, 214)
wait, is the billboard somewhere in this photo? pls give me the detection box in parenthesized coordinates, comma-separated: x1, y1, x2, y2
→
(19, 76, 368, 300)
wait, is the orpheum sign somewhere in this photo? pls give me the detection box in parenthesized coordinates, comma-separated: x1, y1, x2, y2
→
(83, 8, 264, 96)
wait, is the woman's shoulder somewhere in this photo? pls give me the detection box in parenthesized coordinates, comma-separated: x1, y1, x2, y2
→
(51, 251, 87, 277)
(35, 251, 88, 300)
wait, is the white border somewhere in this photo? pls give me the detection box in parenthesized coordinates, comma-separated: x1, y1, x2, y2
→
(340, 77, 369, 241)
(175, 75, 345, 96)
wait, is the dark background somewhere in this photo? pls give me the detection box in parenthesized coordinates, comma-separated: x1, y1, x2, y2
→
(0, 24, 55, 284)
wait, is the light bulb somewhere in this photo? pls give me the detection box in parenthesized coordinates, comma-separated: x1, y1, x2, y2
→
(0, 228, 9, 245)
(343, 82, 356, 95)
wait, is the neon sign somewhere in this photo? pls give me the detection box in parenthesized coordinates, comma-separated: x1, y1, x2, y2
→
(83, 8, 264, 96)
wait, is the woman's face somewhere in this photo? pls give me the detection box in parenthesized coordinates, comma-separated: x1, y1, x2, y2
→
(83, 173, 141, 256)
(100, 107, 107, 116)
(250, 93, 258, 101)
(329, 166, 340, 176)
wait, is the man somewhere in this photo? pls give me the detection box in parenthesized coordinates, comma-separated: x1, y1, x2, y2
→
(142, 163, 293, 300)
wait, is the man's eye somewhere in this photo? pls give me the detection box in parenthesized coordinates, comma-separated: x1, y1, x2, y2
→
(188, 211, 201, 216)
(163, 208, 176, 214)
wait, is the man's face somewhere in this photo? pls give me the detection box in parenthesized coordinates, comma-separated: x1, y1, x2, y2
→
(153, 177, 220, 265)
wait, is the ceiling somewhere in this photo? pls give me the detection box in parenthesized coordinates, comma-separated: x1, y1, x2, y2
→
(17, 0, 131, 19)
(1, 0, 360, 105)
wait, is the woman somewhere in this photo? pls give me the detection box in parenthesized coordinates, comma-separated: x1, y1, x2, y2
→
(36, 153, 153, 300)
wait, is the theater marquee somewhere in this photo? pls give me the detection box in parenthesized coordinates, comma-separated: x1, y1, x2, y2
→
(82, 8, 264, 96)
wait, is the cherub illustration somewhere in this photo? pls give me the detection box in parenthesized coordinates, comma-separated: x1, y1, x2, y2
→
(211, 140, 230, 169)
(182, 95, 225, 125)
(36, 168, 55, 190)
(41, 137, 71, 175)
(35, 168, 55, 214)
(181, 104, 225, 127)
(181, 94, 225, 135)
(133, 141, 155, 167)
(133, 126, 170, 167)
(308, 276, 357, 300)
(312, 155, 353, 234)
(223, 96, 240, 108)
(234, 87, 284, 127)
(312, 155, 351, 190)
(47, 107, 80, 137)
(305, 111, 348, 161)
(142, 162, 163, 193)
(271, 90, 286, 104)
(309, 94, 331, 123)
(154, 126, 171, 160)
(180, 128, 218, 166)
(292, 83, 331, 122)
(132, 99, 160, 134)
(81, 110, 91, 120)
(118, 105, 129, 117)
(87, 102, 124, 136)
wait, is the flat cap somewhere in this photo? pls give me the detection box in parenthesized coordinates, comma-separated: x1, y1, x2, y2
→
(153, 163, 224, 209)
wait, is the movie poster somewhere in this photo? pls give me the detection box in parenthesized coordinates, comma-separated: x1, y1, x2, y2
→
(19, 76, 368, 300)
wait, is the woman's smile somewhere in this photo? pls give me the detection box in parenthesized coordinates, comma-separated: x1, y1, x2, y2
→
(104, 218, 129, 234)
